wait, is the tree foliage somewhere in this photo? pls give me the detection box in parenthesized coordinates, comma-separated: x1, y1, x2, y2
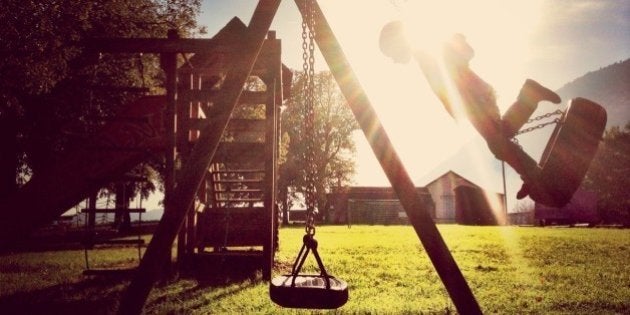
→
(279, 71, 358, 222)
(0, 0, 202, 200)
(583, 123, 630, 225)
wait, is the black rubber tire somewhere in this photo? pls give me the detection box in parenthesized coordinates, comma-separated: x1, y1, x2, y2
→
(270, 275, 348, 309)
(532, 98, 606, 207)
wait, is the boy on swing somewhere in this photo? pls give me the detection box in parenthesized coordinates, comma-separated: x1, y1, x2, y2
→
(379, 21, 562, 205)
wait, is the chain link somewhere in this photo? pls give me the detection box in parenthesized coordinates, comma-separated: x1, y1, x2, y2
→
(525, 109, 563, 124)
(516, 118, 561, 135)
(302, 0, 317, 236)
(514, 110, 564, 136)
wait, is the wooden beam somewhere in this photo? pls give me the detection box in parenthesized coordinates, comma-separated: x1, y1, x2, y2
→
(263, 73, 278, 281)
(294, 1, 482, 314)
(116, 1, 281, 314)
(161, 30, 179, 282)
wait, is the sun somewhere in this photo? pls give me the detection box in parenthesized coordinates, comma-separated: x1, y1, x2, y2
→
(400, 0, 544, 105)
(317, 0, 544, 185)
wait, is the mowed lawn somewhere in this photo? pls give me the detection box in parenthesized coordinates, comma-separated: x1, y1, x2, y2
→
(1, 225, 629, 314)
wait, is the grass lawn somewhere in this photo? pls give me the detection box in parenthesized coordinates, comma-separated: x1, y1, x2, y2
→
(1, 225, 629, 314)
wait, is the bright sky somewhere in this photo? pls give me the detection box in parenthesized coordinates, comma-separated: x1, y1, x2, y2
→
(136, 0, 629, 211)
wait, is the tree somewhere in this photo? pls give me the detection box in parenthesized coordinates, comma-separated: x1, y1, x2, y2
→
(583, 123, 630, 225)
(0, 0, 202, 201)
(279, 71, 358, 223)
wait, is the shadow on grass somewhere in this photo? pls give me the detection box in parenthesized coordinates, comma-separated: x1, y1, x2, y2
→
(1, 258, 264, 314)
(145, 258, 263, 313)
(0, 277, 127, 315)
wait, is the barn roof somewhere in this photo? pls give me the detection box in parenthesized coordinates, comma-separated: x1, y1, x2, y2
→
(422, 170, 482, 190)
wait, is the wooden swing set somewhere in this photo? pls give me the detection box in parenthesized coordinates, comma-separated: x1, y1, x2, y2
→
(99, 0, 605, 313)
(108, 1, 486, 313)
(0, 0, 606, 314)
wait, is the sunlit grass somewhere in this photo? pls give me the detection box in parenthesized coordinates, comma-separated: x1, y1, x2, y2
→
(1, 225, 629, 314)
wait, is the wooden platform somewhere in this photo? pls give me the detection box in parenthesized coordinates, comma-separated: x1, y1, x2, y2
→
(196, 207, 270, 249)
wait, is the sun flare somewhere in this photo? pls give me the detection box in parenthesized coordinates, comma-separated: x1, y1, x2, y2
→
(319, 0, 544, 186)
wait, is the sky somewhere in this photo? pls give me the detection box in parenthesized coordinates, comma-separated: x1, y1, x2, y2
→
(134, 0, 629, 211)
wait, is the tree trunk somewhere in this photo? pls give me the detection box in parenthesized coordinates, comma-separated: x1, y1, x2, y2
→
(0, 106, 19, 201)
(279, 185, 289, 225)
(114, 182, 132, 232)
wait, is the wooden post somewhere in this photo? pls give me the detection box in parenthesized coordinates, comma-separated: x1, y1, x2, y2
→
(262, 31, 280, 280)
(161, 29, 180, 277)
(117, 1, 281, 314)
(188, 74, 204, 255)
(87, 192, 97, 231)
(294, 1, 482, 314)
(176, 70, 194, 264)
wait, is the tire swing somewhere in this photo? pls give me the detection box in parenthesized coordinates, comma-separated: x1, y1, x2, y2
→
(530, 98, 607, 207)
(269, 232, 349, 309)
(270, 0, 348, 308)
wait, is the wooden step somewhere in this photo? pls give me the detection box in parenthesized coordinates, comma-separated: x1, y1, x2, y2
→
(213, 179, 263, 184)
(213, 169, 265, 174)
(214, 188, 263, 193)
(209, 181, 264, 191)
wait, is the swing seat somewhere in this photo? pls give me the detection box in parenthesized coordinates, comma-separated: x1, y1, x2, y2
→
(270, 274, 348, 309)
(529, 97, 606, 207)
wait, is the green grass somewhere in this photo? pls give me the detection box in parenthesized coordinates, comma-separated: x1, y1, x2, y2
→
(1, 225, 629, 314)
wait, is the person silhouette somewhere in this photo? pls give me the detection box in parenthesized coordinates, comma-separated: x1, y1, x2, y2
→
(379, 21, 562, 201)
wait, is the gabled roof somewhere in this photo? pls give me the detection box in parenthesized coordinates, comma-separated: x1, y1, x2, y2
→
(423, 170, 482, 190)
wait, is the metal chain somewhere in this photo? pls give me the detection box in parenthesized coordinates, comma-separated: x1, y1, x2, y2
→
(525, 109, 563, 124)
(302, 0, 317, 236)
(515, 118, 561, 135)
(514, 109, 564, 136)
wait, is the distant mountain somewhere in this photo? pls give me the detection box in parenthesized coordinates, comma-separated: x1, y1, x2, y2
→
(556, 58, 630, 128)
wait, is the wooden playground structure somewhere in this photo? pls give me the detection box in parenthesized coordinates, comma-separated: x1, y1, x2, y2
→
(0, 0, 608, 314)
(82, 16, 292, 279)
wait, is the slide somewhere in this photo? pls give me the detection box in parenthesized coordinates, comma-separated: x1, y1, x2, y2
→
(0, 96, 165, 242)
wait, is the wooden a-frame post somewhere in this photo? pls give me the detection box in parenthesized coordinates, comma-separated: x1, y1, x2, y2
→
(117, 1, 281, 314)
(294, 1, 482, 314)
